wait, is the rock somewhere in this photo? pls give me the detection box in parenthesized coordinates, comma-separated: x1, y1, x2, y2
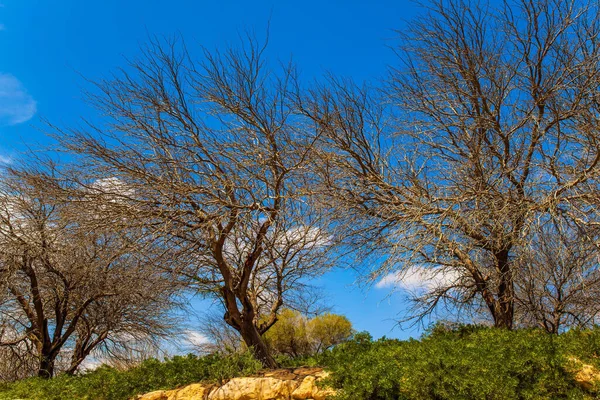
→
(134, 368, 335, 400)
(291, 376, 316, 399)
(136, 384, 211, 400)
(567, 356, 600, 391)
(292, 367, 323, 377)
(138, 390, 171, 400)
(574, 363, 600, 390)
(168, 383, 211, 400)
(209, 376, 300, 400)
(262, 370, 298, 381)
(291, 375, 335, 400)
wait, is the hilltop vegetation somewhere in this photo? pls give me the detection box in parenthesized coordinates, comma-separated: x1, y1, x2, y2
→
(1, 325, 600, 400)
(320, 325, 600, 400)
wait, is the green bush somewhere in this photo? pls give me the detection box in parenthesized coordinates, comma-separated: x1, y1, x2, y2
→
(0, 351, 261, 400)
(314, 326, 600, 400)
(3, 326, 600, 400)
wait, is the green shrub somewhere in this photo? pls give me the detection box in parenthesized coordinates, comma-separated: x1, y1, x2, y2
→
(317, 326, 599, 400)
(3, 326, 600, 400)
(0, 351, 261, 400)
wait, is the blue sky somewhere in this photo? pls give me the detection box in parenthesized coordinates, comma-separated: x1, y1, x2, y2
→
(0, 0, 428, 341)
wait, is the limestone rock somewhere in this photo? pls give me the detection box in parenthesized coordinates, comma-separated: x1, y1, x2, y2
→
(209, 376, 300, 400)
(134, 368, 335, 400)
(566, 356, 600, 391)
(136, 384, 211, 400)
(168, 383, 211, 400)
(574, 363, 600, 390)
(291, 376, 316, 399)
(291, 375, 335, 400)
(292, 367, 323, 377)
(262, 370, 298, 381)
(138, 390, 171, 400)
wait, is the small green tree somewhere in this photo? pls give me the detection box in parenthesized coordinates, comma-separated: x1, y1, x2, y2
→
(264, 309, 353, 357)
(308, 313, 353, 353)
(263, 309, 311, 358)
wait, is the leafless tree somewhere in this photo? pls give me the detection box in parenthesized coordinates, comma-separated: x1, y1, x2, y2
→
(0, 167, 179, 378)
(514, 217, 600, 333)
(299, 0, 600, 329)
(92, 339, 169, 372)
(54, 36, 336, 368)
(0, 341, 38, 381)
(196, 311, 246, 355)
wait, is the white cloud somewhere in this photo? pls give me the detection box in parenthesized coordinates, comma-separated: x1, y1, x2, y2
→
(79, 357, 103, 372)
(0, 73, 37, 126)
(283, 225, 331, 247)
(91, 177, 131, 194)
(183, 329, 210, 348)
(375, 265, 460, 292)
(0, 154, 12, 165)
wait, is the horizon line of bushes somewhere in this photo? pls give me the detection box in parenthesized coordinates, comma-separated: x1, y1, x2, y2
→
(2, 324, 600, 400)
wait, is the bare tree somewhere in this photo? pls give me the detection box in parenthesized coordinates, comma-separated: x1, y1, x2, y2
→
(0, 168, 179, 378)
(196, 311, 246, 355)
(55, 37, 336, 368)
(0, 340, 38, 381)
(300, 0, 600, 329)
(514, 217, 600, 333)
(91, 338, 169, 372)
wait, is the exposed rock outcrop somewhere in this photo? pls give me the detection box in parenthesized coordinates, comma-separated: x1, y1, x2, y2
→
(134, 367, 335, 400)
(567, 357, 600, 391)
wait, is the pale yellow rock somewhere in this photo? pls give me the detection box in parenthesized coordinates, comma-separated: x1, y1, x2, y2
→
(312, 386, 336, 400)
(134, 369, 335, 400)
(208, 377, 300, 400)
(138, 390, 171, 400)
(291, 375, 316, 399)
(575, 363, 600, 390)
(262, 370, 297, 380)
(167, 383, 210, 400)
(566, 356, 600, 391)
(313, 370, 330, 379)
(291, 375, 335, 400)
(293, 367, 322, 377)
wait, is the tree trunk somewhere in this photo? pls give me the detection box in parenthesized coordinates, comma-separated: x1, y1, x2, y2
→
(493, 307, 514, 329)
(36, 334, 56, 379)
(239, 321, 278, 369)
(493, 250, 514, 329)
(66, 349, 87, 375)
(37, 355, 55, 379)
(221, 285, 278, 369)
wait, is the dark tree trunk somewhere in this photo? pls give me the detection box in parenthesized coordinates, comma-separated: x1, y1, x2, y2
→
(37, 355, 55, 379)
(493, 308, 514, 329)
(36, 331, 57, 379)
(493, 249, 514, 329)
(66, 348, 87, 375)
(239, 320, 278, 369)
(221, 285, 279, 369)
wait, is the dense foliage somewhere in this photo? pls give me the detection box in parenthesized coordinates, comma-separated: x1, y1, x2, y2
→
(264, 309, 353, 357)
(3, 325, 600, 399)
(0, 352, 261, 400)
(315, 325, 600, 400)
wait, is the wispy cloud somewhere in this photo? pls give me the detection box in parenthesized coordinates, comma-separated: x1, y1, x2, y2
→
(0, 24, 5, 31)
(183, 330, 210, 347)
(0, 73, 37, 126)
(375, 265, 459, 292)
(79, 357, 103, 371)
(0, 154, 11, 165)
